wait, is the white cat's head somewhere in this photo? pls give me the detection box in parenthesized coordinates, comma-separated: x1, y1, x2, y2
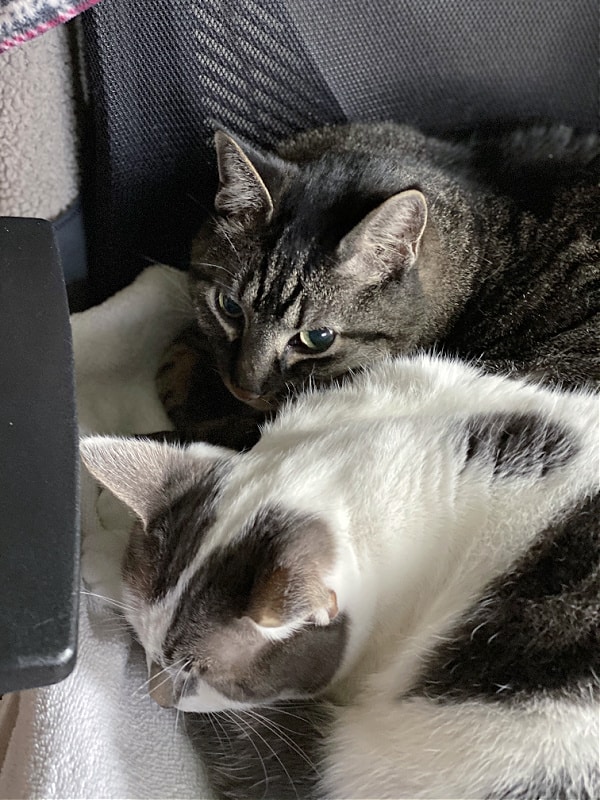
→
(80, 437, 347, 713)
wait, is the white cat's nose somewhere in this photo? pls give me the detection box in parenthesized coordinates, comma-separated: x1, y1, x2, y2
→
(148, 661, 174, 708)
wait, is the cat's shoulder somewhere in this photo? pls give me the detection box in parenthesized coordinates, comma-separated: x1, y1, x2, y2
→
(356, 354, 595, 412)
(268, 355, 598, 449)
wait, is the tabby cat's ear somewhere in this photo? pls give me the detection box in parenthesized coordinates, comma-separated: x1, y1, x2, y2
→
(336, 189, 428, 283)
(214, 131, 277, 227)
(246, 517, 339, 629)
(80, 436, 228, 527)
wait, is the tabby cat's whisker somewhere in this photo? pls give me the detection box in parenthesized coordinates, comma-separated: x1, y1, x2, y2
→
(224, 710, 272, 795)
(194, 261, 237, 280)
(229, 708, 300, 799)
(219, 227, 243, 268)
(244, 707, 320, 775)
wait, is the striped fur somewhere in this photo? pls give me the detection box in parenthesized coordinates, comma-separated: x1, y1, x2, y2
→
(157, 121, 599, 443)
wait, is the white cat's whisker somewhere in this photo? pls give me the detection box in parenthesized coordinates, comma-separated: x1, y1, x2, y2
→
(172, 661, 193, 728)
(233, 709, 301, 800)
(206, 711, 235, 752)
(80, 590, 137, 614)
(132, 655, 189, 698)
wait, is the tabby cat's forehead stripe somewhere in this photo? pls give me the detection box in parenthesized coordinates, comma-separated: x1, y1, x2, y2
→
(249, 253, 270, 310)
(277, 280, 304, 324)
(247, 234, 318, 320)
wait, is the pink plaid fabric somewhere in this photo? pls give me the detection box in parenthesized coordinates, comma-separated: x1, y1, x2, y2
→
(0, 0, 101, 53)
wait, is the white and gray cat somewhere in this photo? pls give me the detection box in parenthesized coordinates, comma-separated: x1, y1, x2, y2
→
(82, 354, 599, 799)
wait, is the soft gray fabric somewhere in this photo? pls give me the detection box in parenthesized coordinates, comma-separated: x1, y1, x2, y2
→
(0, 24, 79, 220)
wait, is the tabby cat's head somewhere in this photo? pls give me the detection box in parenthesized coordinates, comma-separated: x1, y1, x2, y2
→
(81, 436, 348, 713)
(191, 130, 438, 409)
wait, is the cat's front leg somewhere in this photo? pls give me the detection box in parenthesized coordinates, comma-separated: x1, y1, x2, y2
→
(155, 325, 267, 450)
(156, 324, 207, 429)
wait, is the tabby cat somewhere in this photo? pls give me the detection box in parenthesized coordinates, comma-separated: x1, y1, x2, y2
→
(82, 354, 599, 799)
(157, 121, 599, 448)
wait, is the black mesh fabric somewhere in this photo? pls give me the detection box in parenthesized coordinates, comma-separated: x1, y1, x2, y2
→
(289, 0, 600, 132)
(81, 0, 345, 301)
(81, 0, 600, 301)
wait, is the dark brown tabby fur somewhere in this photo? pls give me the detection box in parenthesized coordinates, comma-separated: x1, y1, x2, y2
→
(157, 122, 599, 447)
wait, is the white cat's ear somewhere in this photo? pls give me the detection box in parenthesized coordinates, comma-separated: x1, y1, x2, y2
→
(80, 436, 226, 527)
(214, 131, 275, 227)
(336, 189, 428, 283)
(245, 517, 339, 629)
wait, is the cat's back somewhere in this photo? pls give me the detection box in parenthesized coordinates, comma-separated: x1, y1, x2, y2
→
(195, 358, 599, 800)
(464, 120, 600, 206)
(270, 354, 598, 436)
(257, 356, 598, 517)
(277, 120, 471, 179)
(319, 358, 599, 800)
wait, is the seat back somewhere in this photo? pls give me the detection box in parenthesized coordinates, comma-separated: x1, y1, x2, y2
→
(81, 0, 600, 301)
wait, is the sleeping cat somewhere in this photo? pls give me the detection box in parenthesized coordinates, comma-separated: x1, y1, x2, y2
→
(156, 121, 599, 448)
(82, 354, 599, 799)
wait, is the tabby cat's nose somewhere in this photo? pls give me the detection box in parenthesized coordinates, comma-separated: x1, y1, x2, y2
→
(228, 382, 272, 410)
(231, 384, 260, 403)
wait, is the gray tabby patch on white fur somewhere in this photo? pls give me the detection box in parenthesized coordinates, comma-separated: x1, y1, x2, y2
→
(81, 355, 599, 799)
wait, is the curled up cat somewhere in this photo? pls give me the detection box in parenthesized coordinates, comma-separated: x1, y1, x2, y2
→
(156, 121, 599, 450)
(81, 354, 600, 799)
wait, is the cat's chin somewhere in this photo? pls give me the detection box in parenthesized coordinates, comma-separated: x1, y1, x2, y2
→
(175, 681, 264, 714)
(173, 679, 302, 715)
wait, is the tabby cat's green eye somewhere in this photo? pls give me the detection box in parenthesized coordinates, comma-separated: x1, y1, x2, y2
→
(217, 290, 244, 319)
(298, 328, 336, 352)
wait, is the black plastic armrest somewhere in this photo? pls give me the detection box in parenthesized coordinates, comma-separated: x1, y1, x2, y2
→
(0, 218, 79, 694)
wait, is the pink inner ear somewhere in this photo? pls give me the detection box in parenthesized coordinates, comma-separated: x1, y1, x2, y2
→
(246, 566, 289, 628)
(246, 565, 339, 629)
(309, 589, 338, 627)
(245, 515, 339, 629)
(327, 589, 339, 620)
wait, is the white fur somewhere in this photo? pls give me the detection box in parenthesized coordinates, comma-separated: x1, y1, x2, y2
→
(85, 354, 599, 796)
(322, 692, 599, 798)
(197, 357, 598, 700)
(204, 358, 597, 793)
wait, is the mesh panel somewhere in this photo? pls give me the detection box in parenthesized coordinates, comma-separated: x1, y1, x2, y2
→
(81, 0, 344, 300)
(288, 0, 600, 132)
(81, 0, 599, 301)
